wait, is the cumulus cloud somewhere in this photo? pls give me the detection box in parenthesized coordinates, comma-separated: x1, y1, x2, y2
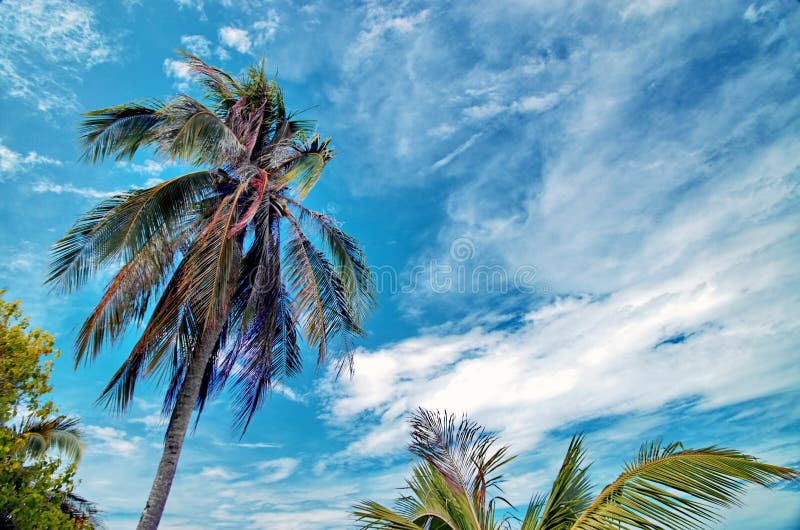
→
(85, 425, 142, 457)
(218, 26, 252, 54)
(163, 57, 193, 90)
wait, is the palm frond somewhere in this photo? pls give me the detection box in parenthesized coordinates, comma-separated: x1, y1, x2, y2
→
(61, 492, 106, 529)
(571, 441, 799, 530)
(176, 49, 240, 113)
(73, 221, 193, 365)
(286, 198, 375, 322)
(409, 408, 513, 502)
(528, 435, 593, 530)
(80, 100, 164, 163)
(283, 220, 363, 365)
(46, 170, 215, 293)
(18, 415, 83, 463)
(353, 499, 427, 530)
(276, 135, 334, 198)
(154, 95, 246, 166)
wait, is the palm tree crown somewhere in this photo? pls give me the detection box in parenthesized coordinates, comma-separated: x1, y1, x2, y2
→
(353, 408, 797, 530)
(47, 51, 374, 430)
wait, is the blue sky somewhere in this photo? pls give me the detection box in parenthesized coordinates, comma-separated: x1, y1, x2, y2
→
(1, 0, 799, 528)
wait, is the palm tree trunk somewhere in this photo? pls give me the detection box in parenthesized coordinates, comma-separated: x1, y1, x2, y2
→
(135, 321, 221, 530)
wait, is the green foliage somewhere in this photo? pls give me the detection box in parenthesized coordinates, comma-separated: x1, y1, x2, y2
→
(0, 294, 56, 424)
(353, 408, 798, 530)
(0, 293, 97, 529)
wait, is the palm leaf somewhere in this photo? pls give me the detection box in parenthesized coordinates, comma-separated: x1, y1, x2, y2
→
(154, 95, 245, 167)
(571, 441, 799, 530)
(176, 49, 240, 113)
(18, 415, 83, 463)
(80, 100, 164, 163)
(287, 198, 375, 321)
(275, 135, 334, 198)
(46, 170, 215, 293)
(283, 220, 363, 365)
(526, 435, 593, 530)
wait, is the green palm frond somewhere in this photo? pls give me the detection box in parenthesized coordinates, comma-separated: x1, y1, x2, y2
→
(353, 499, 427, 530)
(353, 411, 798, 530)
(409, 408, 514, 504)
(154, 95, 246, 166)
(525, 435, 593, 530)
(18, 415, 83, 463)
(80, 100, 164, 163)
(571, 441, 798, 530)
(276, 135, 334, 198)
(46, 170, 216, 293)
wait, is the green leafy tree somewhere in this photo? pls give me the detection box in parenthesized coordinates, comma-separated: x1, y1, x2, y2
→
(353, 408, 798, 530)
(0, 294, 100, 529)
(47, 51, 375, 529)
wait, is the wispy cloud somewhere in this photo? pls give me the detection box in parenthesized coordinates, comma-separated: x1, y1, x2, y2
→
(180, 34, 212, 57)
(31, 180, 120, 199)
(0, 0, 114, 111)
(0, 139, 62, 179)
(116, 159, 169, 176)
(431, 133, 481, 171)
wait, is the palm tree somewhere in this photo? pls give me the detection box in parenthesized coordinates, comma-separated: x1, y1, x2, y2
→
(15, 415, 83, 463)
(47, 51, 374, 529)
(3, 415, 104, 529)
(353, 408, 798, 530)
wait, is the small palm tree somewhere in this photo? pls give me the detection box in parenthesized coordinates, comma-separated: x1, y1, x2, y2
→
(5, 415, 104, 529)
(15, 415, 83, 463)
(353, 408, 798, 530)
(47, 51, 374, 529)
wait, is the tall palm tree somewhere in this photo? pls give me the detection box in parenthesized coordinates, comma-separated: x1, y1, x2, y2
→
(47, 51, 374, 529)
(353, 408, 798, 530)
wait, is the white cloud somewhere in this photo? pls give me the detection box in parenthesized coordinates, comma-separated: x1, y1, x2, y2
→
(0, 0, 113, 111)
(512, 92, 560, 113)
(345, 4, 429, 71)
(32, 180, 120, 199)
(180, 34, 212, 57)
(273, 382, 306, 403)
(85, 425, 142, 457)
(252, 10, 281, 47)
(117, 159, 168, 176)
(219, 26, 252, 54)
(199, 466, 241, 480)
(0, 139, 61, 178)
(164, 58, 193, 90)
(128, 411, 166, 432)
(256, 457, 299, 483)
(248, 509, 347, 530)
(431, 133, 481, 171)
